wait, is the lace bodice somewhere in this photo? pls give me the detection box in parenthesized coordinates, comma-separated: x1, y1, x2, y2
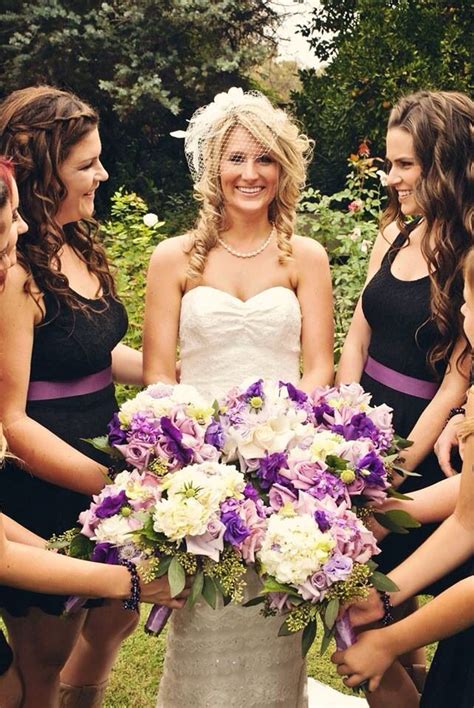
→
(179, 286, 301, 399)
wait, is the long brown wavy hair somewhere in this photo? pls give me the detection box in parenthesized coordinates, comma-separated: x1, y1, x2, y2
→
(0, 86, 116, 310)
(381, 90, 473, 374)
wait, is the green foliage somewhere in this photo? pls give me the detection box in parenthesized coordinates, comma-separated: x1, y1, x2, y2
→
(0, 0, 278, 209)
(298, 148, 385, 358)
(294, 0, 473, 193)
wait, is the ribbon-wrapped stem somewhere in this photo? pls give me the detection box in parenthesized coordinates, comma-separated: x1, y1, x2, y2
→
(145, 604, 173, 635)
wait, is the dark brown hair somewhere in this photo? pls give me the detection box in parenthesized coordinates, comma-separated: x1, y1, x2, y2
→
(0, 86, 116, 309)
(381, 90, 473, 374)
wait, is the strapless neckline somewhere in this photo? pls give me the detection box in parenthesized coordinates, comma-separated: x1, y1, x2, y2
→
(182, 284, 299, 306)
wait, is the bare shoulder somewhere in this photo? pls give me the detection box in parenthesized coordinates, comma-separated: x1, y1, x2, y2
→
(291, 234, 329, 265)
(0, 263, 40, 323)
(148, 234, 191, 272)
(0, 263, 32, 304)
(381, 220, 401, 245)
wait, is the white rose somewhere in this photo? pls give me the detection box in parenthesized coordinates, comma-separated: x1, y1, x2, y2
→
(93, 516, 135, 545)
(143, 213, 158, 227)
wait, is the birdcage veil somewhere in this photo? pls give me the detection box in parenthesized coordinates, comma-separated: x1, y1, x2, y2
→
(171, 87, 289, 183)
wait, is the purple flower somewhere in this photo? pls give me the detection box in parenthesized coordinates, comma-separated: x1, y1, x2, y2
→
(244, 379, 264, 402)
(332, 412, 379, 444)
(221, 508, 250, 546)
(129, 412, 161, 444)
(312, 401, 335, 425)
(243, 482, 259, 503)
(91, 542, 120, 565)
(160, 416, 193, 465)
(307, 472, 347, 503)
(357, 450, 386, 486)
(204, 420, 224, 450)
(108, 413, 127, 446)
(95, 490, 128, 519)
(314, 510, 331, 532)
(280, 381, 308, 404)
(323, 554, 353, 582)
(256, 452, 288, 490)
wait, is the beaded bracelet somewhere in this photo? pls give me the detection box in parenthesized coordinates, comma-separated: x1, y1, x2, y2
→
(120, 560, 141, 612)
(377, 590, 394, 626)
(445, 407, 465, 425)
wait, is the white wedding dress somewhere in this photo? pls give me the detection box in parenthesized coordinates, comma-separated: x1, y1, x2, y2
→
(156, 286, 367, 708)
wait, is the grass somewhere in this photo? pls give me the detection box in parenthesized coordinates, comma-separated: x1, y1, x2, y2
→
(104, 603, 436, 707)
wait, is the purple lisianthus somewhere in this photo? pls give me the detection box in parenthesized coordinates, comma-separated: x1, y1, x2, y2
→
(314, 510, 331, 532)
(312, 401, 335, 425)
(332, 412, 379, 444)
(91, 542, 120, 565)
(244, 379, 264, 402)
(160, 416, 193, 465)
(307, 472, 347, 503)
(256, 452, 288, 490)
(95, 490, 128, 519)
(204, 420, 224, 450)
(357, 450, 386, 486)
(221, 508, 251, 546)
(243, 482, 259, 503)
(107, 413, 127, 446)
(280, 381, 308, 405)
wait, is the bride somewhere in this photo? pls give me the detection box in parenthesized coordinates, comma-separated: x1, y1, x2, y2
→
(143, 88, 360, 707)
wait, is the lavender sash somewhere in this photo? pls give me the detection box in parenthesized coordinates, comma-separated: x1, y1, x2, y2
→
(27, 366, 113, 401)
(364, 356, 438, 400)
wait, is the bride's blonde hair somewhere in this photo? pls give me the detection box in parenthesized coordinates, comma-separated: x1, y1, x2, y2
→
(185, 92, 313, 279)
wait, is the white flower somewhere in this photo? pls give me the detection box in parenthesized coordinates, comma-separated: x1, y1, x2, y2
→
(309, 431, 344, 461)
(153, 496, 210, 541)
(212, 86, 245, 110)
(259, 513, 336, 585)
(93, 516, 135, 545)
(348, 227, 361, 242)
(360, 239, 371, 253)
(376, 169, 388, 186)
(143, 213, 159, 227)
(163, 462, 244, 508)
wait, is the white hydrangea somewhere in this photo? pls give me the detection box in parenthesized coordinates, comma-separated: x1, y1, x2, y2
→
(153, 496, 211, 541)
(259, 512, 336, 585)
(309, 431, 345, 461)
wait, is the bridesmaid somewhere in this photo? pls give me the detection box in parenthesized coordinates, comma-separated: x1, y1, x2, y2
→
(337, 90, 473, 706)
(0, 156, 184, 708)
(0, 86, 144, 708)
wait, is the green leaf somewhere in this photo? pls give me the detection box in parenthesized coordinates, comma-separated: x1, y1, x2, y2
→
(242, 595, 265, 608)
(387, 488, 414, 501)
(70, 533, 94, 560)
(371, 571, 399, 593)
(82, 435, 115, 456)
(320, 627, 334, 655)
(385, 509, 421, 528)
(261, 578, 295, 594)
(168, 557, 186, 598)
(202, 576, 218, 609)
(324, 597, 340, 630)
(187, 571, 204, 608)
(325, 455, 348, 471)
(156, 556, 172, 578)
(373, 511, 408, 534)
(302, 620, 317, 657)
(278, 618, 295, 637)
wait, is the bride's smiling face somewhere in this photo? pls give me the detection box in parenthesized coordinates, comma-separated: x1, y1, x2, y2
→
(219, 126, 280, 217)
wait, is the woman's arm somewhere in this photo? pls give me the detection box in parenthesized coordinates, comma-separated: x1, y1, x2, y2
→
(2, 514, 46, 548)
(143, 237, 187, 386)
(294, 237, 334, 391)
(0, 516, 186, 608)
(0, 266, 108, 495)
(332, 577, 474, 692)
(336, 225, 397, 384)
(112, 343, 143, 386)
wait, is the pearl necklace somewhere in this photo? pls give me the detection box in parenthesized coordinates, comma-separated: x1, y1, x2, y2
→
(218, 226, 275, 259)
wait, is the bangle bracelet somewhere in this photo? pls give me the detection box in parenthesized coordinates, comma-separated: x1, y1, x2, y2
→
(120, 560, 141, 612)
(377, 590, 394, 626)
(445, 407, 465, 426)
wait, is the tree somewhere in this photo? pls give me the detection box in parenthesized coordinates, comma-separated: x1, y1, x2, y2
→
(0, 0, 278, 212)
(292, 0, 473, 194)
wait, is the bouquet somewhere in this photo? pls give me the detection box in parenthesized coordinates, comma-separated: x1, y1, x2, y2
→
(250, 490, 394, 656)
(53, 460, 268, 633)
(96, 382, 223, 474)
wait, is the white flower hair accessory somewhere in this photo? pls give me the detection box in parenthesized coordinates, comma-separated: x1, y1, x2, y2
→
(170, 86, 286, 183)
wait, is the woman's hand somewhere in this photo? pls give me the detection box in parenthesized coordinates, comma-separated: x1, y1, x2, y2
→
(331, 628, 396, 692)
(140, 574, 190, 609)
(343, 588, 384, 628)
(434, 414, 463, 477)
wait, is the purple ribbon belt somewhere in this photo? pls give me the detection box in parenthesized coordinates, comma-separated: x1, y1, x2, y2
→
(364, 356, 438, 400)
(27, 366, 112, 401)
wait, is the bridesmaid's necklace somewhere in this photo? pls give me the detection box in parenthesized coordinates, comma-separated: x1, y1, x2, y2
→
(218, 225, 275, 259)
